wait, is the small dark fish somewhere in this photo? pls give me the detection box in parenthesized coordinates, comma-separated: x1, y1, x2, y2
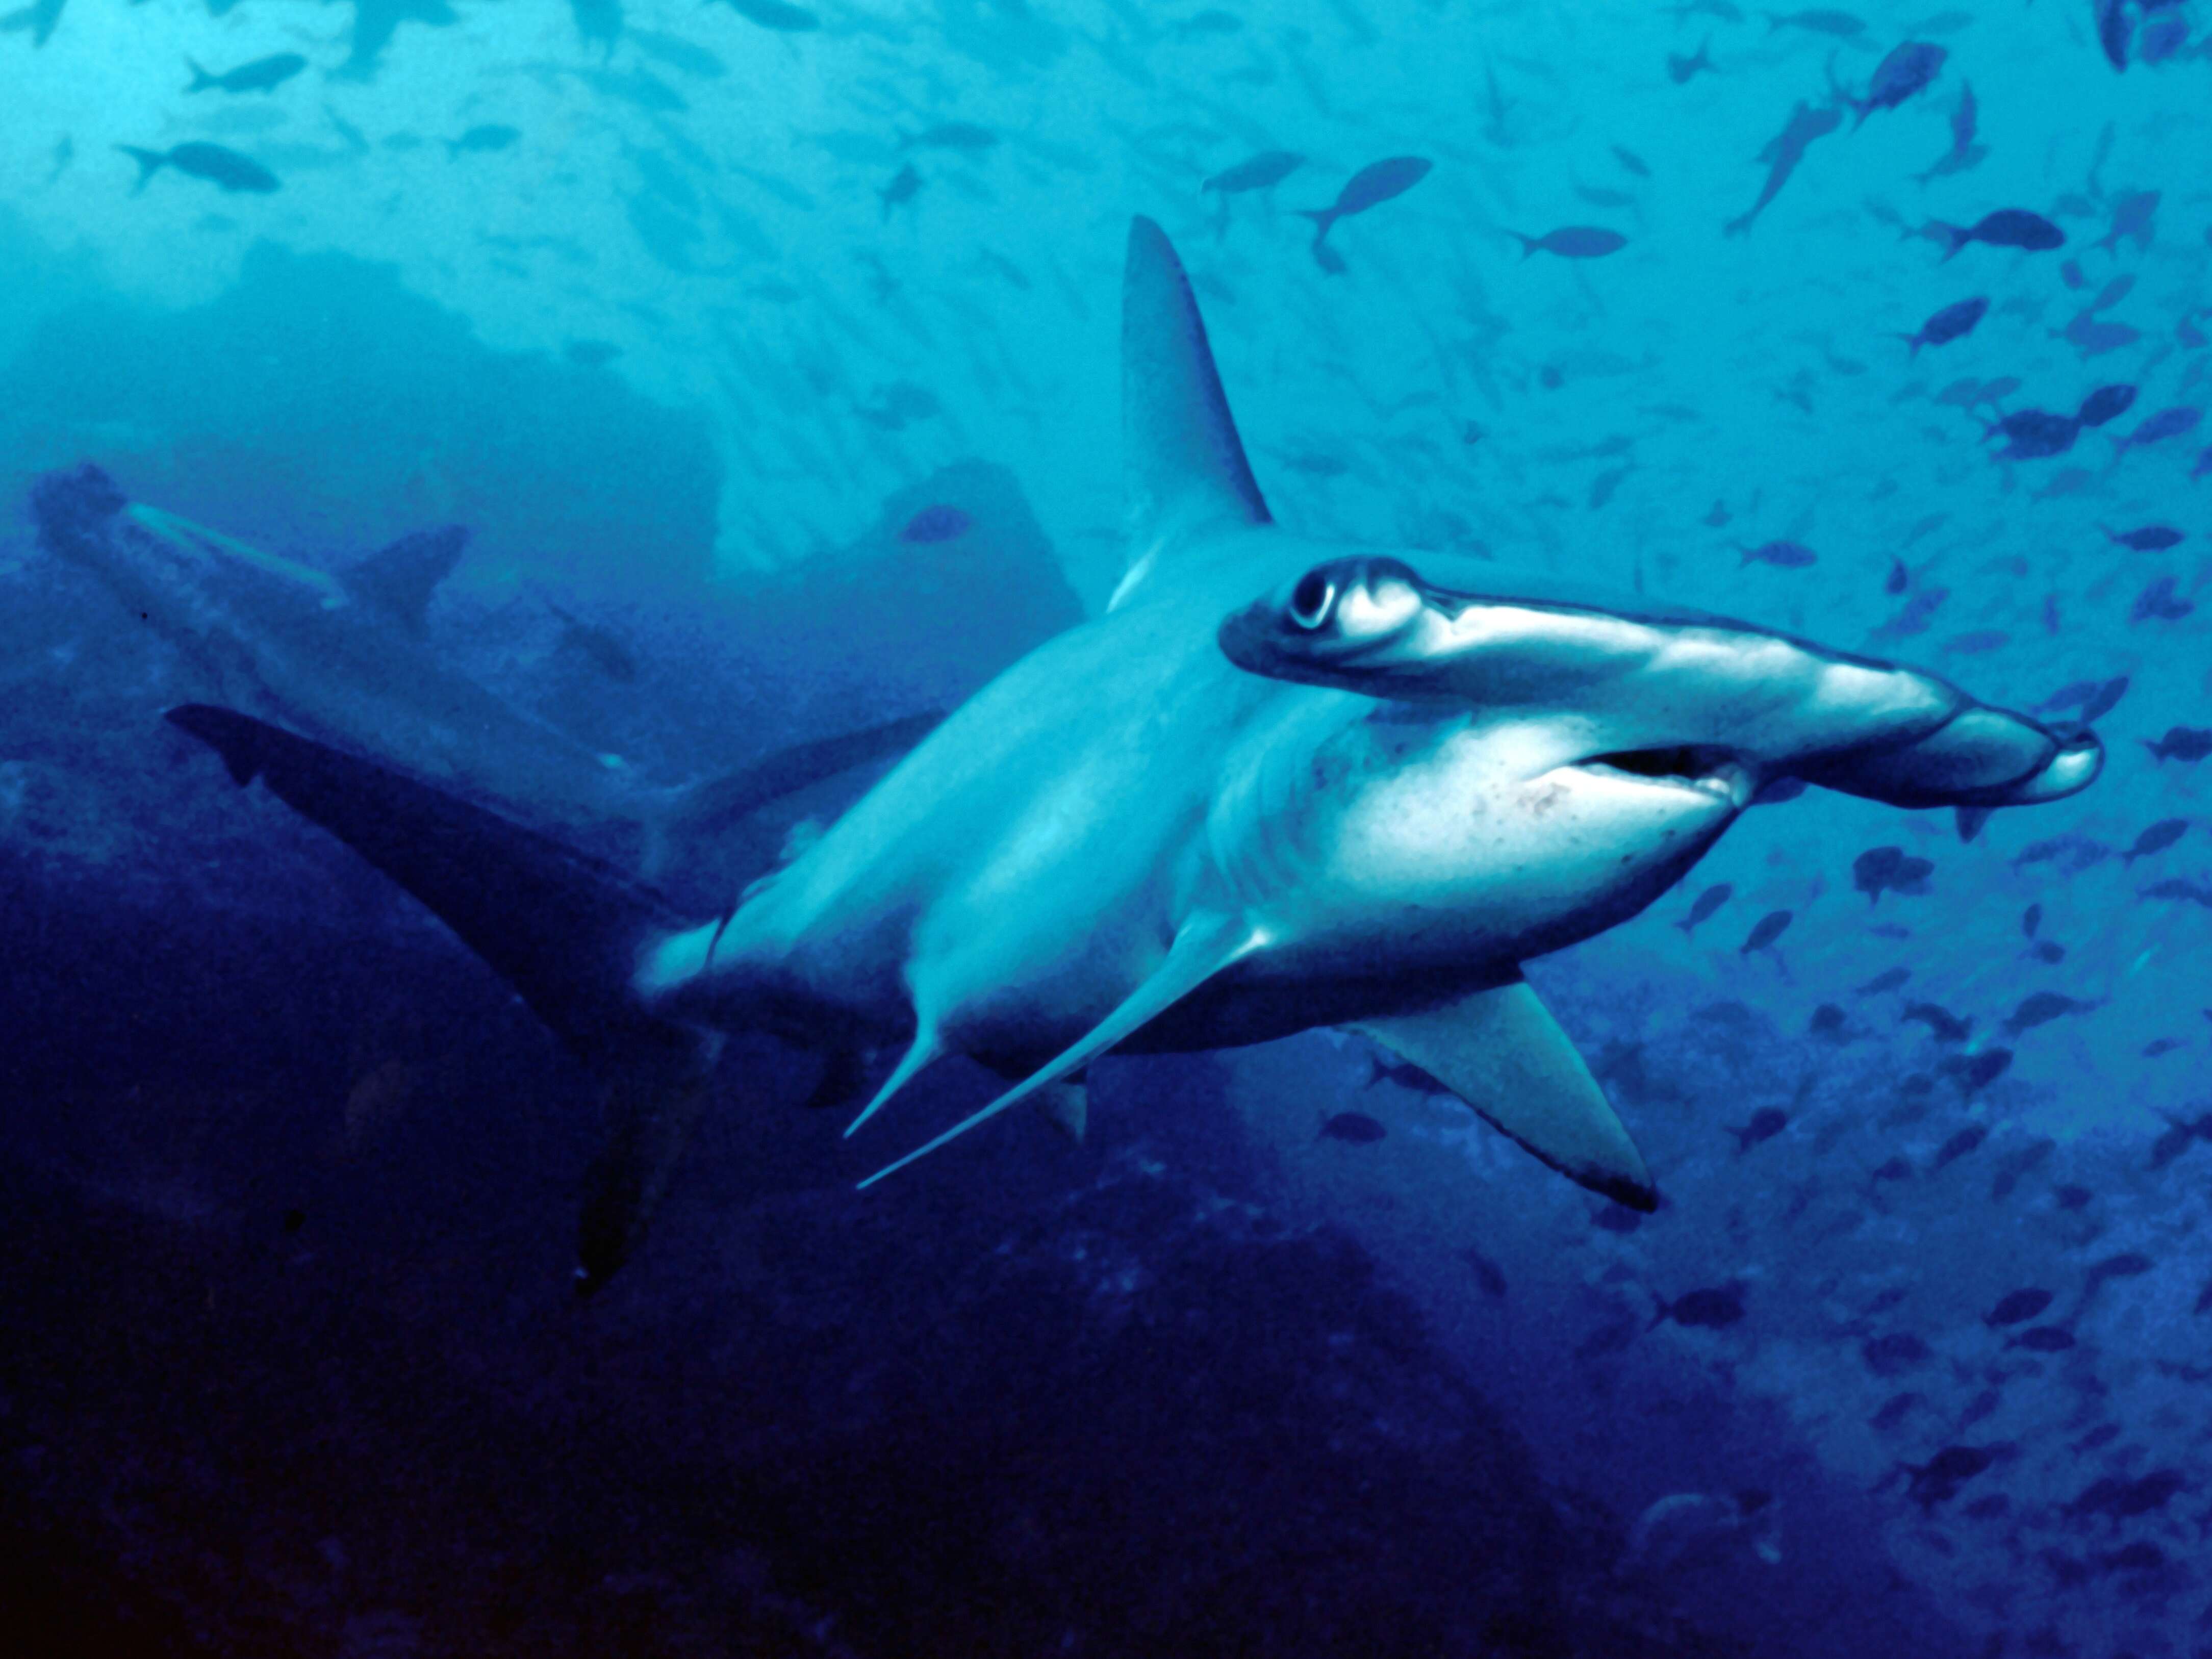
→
(281, 1204, 307, 1234)
(1461, 1247, 1509, 1298)
(1901, 1002, 1971, 1043)
(1676, 882, 1732, 933)
(2094, 0, 2133, 68)
(2124, 820, 2188, 863)
(2008, 1324, 2074, 1351)
(1931, 1125, 1987, 1169)
(1885, 557, 1908, 595)
(714, 0, 819, 28)
(2144, 726, 2212, 763)
(1593, 1206, 1643, 1235)
(1870, 1155, 1914, 1184)
(2104, 524, 2183, 552)
(2053, 1182, 2093, 1210)
(1203, 150, 1303, 195)
(185, 52, 307, 94)
(2025, 940, 2066, 964)
(1766, 8, 1867, 36)
(1366, 1055, 1450, 1096)
(1899, 295, 1987, 355)
(2078, 677, 2130, 722)
(1725, 99, 1842, 236)
(1652, 1284, 1746, 1330)
(1808, 1002, 1847, 1038)
(2082, 1249, 2153, 1298)
(446, 124, 521, 158)
(2142, 878, 2212, 906)
(878, 163, 922, 218)
(2113, 405, 2202, 454)
(1512, 225, 1628, 260)
(1863, 1332, 1929, 1376)
(1944, 1047, 2012, 1094)
(1853, 845, 1933, 904)
(1904, 1444, 1998, 1509)
(1740, 909, 1792, 954)
(1870, 1391, 1924, 1432)
(118, 141, 279, 194)
(899, 504, 974, 544)
(2022, 903, 2042, 938)
(1319, 1111, 1387, 1144)
(1987, 409, 2079, 461)
(1666, 39, 1715, 83)
(901, 121, 996, 152)
(1856, 966, 1911, 996)
(1927, 209, 2064, 261)
(2093, 190, 2158, 256)
(2075, 383, 2138, 427)
(1730, 1107, 1789, 1152)
(1612, 144, 1650, 178)
(1298, 157, 1432, 250)
(1986, 1288, 2054, 1327)
(1849, 41, 1946, 125)
(2003, 991, 2090, 1035)
(1739, 539, 1817, 569)
(0, 0, 66, 48)
(2129, 574, 2192, 624)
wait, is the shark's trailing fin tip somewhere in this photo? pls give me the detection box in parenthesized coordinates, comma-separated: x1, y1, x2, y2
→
(1115, 216, 1270, 609)
(1352, 980, 1657, 1212)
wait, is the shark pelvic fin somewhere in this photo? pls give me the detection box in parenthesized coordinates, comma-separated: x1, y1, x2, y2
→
(1038, 1077, 1088, 1144)
(858, 912, 1268, 1189)
(341, 525, 467, 635)
(842, 1025, 944, 1137)
(1113, 217, 1270, 610)
(1351, 981, 1657, 1212)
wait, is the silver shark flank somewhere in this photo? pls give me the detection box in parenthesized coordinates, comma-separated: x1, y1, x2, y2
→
(168, 218, 2101, 1288)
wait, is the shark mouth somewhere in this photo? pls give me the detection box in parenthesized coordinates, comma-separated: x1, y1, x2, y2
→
(1575, 745, 1752, 807)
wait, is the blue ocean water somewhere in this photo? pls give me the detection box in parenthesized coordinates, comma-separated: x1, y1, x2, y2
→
(3, 2, 2210, 1655)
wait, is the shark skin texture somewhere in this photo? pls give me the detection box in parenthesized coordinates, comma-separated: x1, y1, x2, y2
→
(168, 217, 2102, 1287)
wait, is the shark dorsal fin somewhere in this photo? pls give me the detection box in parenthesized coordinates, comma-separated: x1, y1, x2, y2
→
(1113, 217, 1270, 611)
(1352, 981, 1657, 1212)
(857, 911, 1268, 1187)
(342, 525, 467, 634)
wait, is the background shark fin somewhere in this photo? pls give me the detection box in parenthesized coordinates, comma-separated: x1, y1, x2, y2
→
(1114, 216, 1270, 610)
(858, 912, 1267, 1189)
(843, 1024, 943, 1137)
(645, 709, 949, 881)
(164, 704, 720, 1289)
(1351, 982, 1657, 1212)
(340, 525, 468, 635)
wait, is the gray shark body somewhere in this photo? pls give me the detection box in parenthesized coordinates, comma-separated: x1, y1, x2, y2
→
(169, 219, 2101, 1286)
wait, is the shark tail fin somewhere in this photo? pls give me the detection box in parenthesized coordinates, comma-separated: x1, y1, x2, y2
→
(164, 705, 719, 1292)
(1111, 216, 1271, 610)
(340, 525, 468, 633)
(1353, 981, 1657, 1212)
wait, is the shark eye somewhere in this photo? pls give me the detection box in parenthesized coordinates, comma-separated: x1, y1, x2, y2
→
(1288, 570, 1337, 631)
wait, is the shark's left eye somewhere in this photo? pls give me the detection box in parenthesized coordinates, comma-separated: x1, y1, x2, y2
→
(1288, 571, 1337, 631)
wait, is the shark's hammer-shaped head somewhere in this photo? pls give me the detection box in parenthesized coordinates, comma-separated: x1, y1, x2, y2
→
(1207, 555, 1757, 982)
(1220, 552, 2102, 859)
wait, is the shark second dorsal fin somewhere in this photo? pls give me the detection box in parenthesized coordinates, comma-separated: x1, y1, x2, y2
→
(858, 911, 1268, 1188)
(342, 525, 468, 634)
(1113, 217, 1270, 610)
(1352, 982, 1657, 1212)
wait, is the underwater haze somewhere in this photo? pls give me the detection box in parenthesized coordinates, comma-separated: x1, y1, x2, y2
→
(4, 0, 2212, 1656)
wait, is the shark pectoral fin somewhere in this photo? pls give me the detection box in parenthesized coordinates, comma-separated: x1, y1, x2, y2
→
(1113, 217, 1270, 611)
(858, 913, 1268, 1189)
(1038, 1077, 1088, 1144)
(576, 1026, 726, 1295)
(842, 1025, 943, 1137)
(340, 525, 467, 634)
(1352, 982, 1657, 1212)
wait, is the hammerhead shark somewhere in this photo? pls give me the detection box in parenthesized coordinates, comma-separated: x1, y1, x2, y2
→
(166, 218, 2100, 1288)
(31, 463, 936, 902)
